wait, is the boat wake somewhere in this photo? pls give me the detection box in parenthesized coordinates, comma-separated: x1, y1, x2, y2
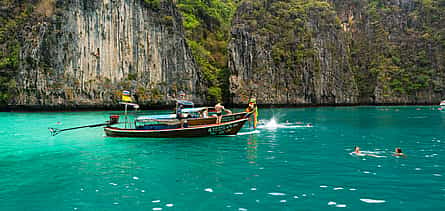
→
(237, 130, 260, 136)
(350, 151, 386, 158)
(256, 118, 313, 130)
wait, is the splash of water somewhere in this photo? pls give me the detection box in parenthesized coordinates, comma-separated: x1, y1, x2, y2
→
(264, 118, 279, 129)
(258, 118, 313, 129)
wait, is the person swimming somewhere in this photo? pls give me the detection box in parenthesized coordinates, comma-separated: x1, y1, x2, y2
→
(393, 148, 407, 157)
(352, 146, 380, 157)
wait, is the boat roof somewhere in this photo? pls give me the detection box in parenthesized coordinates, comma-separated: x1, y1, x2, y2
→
(119, 102, 140, 108)
(136, 114, 176, 120)
(181, 107, 210, 113)
(136, 107, 210, 121)
(177, 100, 194, 106)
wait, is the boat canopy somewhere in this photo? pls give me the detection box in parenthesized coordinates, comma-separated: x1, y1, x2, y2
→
(181, 107, 210, 113)
(136, 107, 209, 121)
(119, 102, 140, 109)
(177, 100, 194, 106)
(136, 114, 176, 121)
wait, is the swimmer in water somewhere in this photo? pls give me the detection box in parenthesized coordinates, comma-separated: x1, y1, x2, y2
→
(353, 146, 379, 157)
(393, 148, 407, 157)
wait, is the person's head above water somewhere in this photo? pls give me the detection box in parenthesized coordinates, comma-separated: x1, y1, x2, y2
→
(354, 146, 360, 153)
(393, 147, 406, 157)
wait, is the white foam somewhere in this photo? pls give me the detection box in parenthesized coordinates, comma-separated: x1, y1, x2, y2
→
(133, 176, 139, 180)
(349, 188, 357, 191)
(293, 196, 299, 199)
(280, 200, 287, 203)
(113, 202, 119, 205)
(257, 118, 312, 129)
(360, 199, 386, 203)
(250, 188, 257, 191)
(320, 185, 328, 188)
(336, 204, 347, 208)
(234, 192, 244, 195)
(153, 208, 162, 211)
(433, 174, 442, 177)
(109, 183, 118, 186)
(237, 130, 260, 135)
(333, 187, 344, 190)
(152, 200, 160, 203)
(165, 204, 173, 207)
(141, 190, 145, 192)
(328, 201, 336, 205)
(415, 168, 422, 171)
(268, 192, 286, 196)
(204, 188, 213, 192)
(238, 208, 247, 211)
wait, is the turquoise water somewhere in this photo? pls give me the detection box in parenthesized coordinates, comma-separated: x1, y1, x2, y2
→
(1, 106, 444, 210)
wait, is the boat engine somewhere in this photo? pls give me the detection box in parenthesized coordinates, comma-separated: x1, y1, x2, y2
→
(109, 115, 120, 125)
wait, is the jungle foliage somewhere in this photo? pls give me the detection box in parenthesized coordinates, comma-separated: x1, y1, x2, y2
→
(176, 0, 238, 103)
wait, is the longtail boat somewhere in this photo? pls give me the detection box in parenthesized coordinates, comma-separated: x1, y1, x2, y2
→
(104, 118, 248, 138)
(135, 107, 250, 127)
(48, 97, 253, 138)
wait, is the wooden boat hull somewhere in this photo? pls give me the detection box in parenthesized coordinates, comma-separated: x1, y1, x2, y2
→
(186, 112, 250, 126)
(104, 118, 248, 138)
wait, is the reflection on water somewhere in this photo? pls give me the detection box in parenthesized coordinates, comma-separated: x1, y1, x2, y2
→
(246, 133, 258, 164)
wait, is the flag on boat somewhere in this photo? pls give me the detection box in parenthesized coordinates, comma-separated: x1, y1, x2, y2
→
(122, 90, 132, 102)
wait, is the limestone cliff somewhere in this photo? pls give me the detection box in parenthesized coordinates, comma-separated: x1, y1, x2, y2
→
(2, 0, 444, 108)
(9, 0, 204, 107)
(228, 0, 444, 105)
(332, 0, 444, 104)
(229, 0, 359, 105)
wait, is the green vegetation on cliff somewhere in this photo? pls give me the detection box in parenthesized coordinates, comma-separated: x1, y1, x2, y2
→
(240, 0, 337, 77)
(176, 0, 238, 103)
(0, 1, 33, 104)
(345, 0, 445, 101)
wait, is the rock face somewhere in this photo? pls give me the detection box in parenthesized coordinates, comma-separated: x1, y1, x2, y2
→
(4, 0, 445, 108)
(228, 0, 359, 105)
(14, 0, 204, 107)
(228, 0, 444, 105)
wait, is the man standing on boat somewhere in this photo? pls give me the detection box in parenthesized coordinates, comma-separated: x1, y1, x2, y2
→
(215, 103, 231, 124)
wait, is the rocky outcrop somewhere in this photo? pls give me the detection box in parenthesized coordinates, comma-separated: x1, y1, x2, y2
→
(4, 0, 444, 108)
(228, 0, 444, 105)
(332, 0, 444, 104)
(228, 0, 359, 105)
(13, 0, 204, 107)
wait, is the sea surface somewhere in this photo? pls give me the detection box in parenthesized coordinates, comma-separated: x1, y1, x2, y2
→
(0, 106, 444, 210)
